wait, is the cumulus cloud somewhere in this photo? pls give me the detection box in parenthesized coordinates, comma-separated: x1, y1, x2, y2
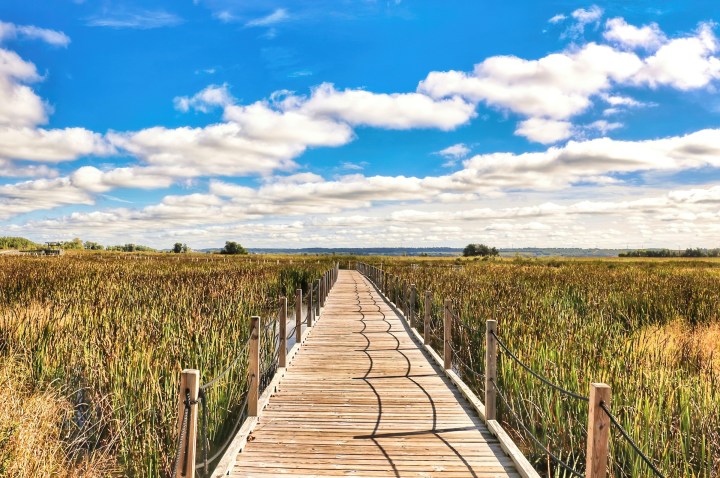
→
(419, 43, 642, 122)
(296, 83, 476, 130)
(174, 83, 235, 113)
(515, 118, 573, 144)
(0, 127, 113, 162)
(633, 22, 720, 90)
(0, 48, 47, 127)
(603, 17, 666, 50)
(0, 21, 70, 47)
(419, 20, 720, 143)
(436, 143, 470, 159)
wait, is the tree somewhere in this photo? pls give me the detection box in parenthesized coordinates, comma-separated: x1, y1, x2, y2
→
(463, 243, 498, 257)
(173, 243, 190, 253)
(84, 241, 104, 250)
(221, 241, 247, 255)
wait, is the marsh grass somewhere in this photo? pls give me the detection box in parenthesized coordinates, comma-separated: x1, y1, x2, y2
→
(384, 258, 720, 477)
(0, 253, 331, 476)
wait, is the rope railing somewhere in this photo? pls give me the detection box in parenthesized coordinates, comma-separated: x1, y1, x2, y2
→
(491, 379, 585, 478)
(171, 263, 339, 478)
(354, 261, 667, 478)
(491, 330, 589, 403)
(599, 402, 666, 478)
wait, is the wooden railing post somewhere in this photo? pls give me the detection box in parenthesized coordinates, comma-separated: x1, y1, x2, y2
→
(249, 316, 260, 417)
(443, 299, 452, 370)
(485, 320, 498, 420)
(410, 284, 417, 328)
(176, 369, 199, 478)
(279, 296, 287, 368)
(315, 279, 320, 317)
(320, 275, 325, 307)
(307, 288, 314, 327)
(424, 291, 431, 344)
(403, 282, 409, 317)
(295, 288, 302, 343)
(586, 383, 612, 478)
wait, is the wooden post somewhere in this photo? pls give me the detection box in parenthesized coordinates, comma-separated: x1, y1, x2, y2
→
(314, 279, 320, 317)
(424, 291, 431, 344)
(410, 284, 417, 328)
(279, 297, 287, 368)
(248, 316, 260, 417)
(320, 275, 325, 308)
(586, 383, 612, 478)
(176, 369, 199, 478)
(295, 288, 302, 343)
(403, 282, 408, 317)
(485, 320, 498, 420)
(443, 299, 452, 370)
(308, 287, 314, 327)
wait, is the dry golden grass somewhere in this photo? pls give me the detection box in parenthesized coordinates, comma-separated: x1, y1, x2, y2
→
(0, 356, 118, 477)
(639, 319, 720, 375)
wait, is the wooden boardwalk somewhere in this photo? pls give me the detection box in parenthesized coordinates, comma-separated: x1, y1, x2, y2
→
(230, 270, 521, 477)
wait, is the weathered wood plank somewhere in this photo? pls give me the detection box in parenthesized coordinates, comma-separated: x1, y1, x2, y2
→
(229, 270, 525, 477)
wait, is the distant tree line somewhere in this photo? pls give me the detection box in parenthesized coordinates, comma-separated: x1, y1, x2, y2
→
(106, 244, 157, 252)
(0, 236, 40, 250)
(463, 243, 499, 257)
(619, 248, 720, 258)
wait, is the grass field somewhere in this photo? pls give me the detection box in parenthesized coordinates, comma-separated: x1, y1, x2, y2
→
(1, 253, 718, 477)
(376, 256, 720, 477)
(0, 253, 332, 477)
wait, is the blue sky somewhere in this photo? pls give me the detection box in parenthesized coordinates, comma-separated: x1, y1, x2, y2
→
(1, 0, 719, 249)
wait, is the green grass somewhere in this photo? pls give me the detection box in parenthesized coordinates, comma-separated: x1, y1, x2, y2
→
(378, 257, 720, 477)
(0, 253, 333, 476)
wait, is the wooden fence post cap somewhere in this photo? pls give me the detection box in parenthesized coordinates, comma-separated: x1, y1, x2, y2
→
(181, 368, 199, 376)
(590, 383, 611, 390)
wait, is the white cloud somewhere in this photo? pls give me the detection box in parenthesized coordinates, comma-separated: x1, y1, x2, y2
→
(0, 48, 47, 127)
(571, 5, 603, 25)
(0, 21, 70, 47)
(245, 8, 290, 27)
(633, 22, 720, 90)
(86, 9, 183, 29)
(566, 5, 604, 38)
(297, 83, 476, 130)
(419, 43, 642, 121)
(0, 127, 113, 162)
(548, 14, 566, 24)
(603, 17, 666, 50)
(515, 118, 573, 143)
(584, 119, 623, 134)
(0, 158, 57, 178)
(174, 83, 235, 113)
(436, 143, 470, 159)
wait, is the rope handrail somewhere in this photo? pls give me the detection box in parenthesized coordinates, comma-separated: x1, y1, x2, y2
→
(200, 338, 251, 391)
(491, 379, 585, 478)
(599, 402, 666, 478)
(195, 382, 251, 474)
(491, 330, 589, 402)
(174, 265, 340, 477)
(355, 263, 667, 478)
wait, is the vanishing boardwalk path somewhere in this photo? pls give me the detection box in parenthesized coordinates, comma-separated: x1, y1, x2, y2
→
(230, 270, 521, 477)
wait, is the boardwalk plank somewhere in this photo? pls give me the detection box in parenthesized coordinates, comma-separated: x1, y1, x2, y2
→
(230, 270, 519, 477)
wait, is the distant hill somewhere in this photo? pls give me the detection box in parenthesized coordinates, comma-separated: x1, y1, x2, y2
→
(195, 247, 628, 257)
(0, 236, 41, 250)
(500, 248, 626, 258)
